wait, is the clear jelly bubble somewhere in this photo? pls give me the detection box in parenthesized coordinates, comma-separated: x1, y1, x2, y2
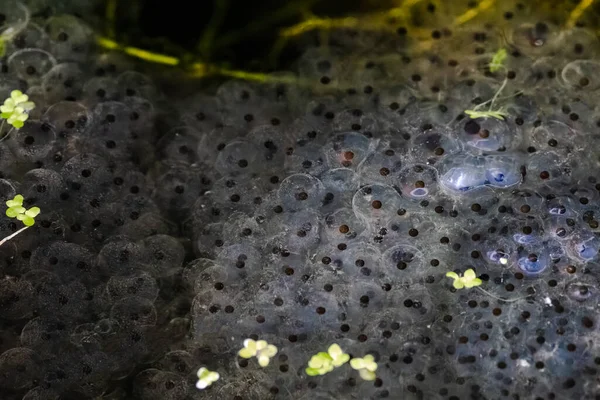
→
(438, 153, 487, 194)
(397, 164, 439, 201)
(484, 155, 523, 189)
(352, 183, 403, 227)
(278, 173, 325, 212)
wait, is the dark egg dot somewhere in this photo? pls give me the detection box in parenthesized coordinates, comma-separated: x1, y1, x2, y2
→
(464, 120, 480, 134)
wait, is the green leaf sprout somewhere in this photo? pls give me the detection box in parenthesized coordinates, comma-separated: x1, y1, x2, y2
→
(238, 339, 278, 367)
(1, 90, 35, 129)
(350, 354, 378, 381)
(0, 90, 36, 142)
(196, 367, 219, 389)
(306, 344, 350, 376)
(0, 194, 40, 247)
(446, 268, 482, 289)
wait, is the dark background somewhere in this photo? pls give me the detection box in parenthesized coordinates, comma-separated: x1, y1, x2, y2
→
(111, 0, 395, 70)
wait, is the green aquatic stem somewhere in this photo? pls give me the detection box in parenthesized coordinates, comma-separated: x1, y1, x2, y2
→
(0, 225, 29, 247)
(464, 109, 507, 120)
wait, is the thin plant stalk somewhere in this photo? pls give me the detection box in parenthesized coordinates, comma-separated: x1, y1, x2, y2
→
(0, 226, 29, 247)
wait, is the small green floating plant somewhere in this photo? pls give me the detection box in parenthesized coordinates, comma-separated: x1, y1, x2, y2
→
(196, 367, 219, 390)
(306, 343, 350, 376)
(446, 267, 532, 302)
(0, 90, 36, 142)
(446, 268, 482, 289)
(350, 354, 378, 381)
(238, 338, 278, 367)
(305, 343, 378, 381)
(0, 194, 40, 247)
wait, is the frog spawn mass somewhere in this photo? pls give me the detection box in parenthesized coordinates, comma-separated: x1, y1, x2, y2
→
(0, 1, 599, 400)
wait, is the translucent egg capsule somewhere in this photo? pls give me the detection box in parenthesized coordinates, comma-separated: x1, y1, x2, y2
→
(191, 260, 230, 293)
(142, 234, 185, 278)
(277, 209, 321, 254)
(125, 96, 156, 139)
(106, 272, 159, 302)
(565, 275, 599, 304)
(89, 101, 133, 139)
(448, 80, 496, 111)
(132, 369, 188, 400)
(529, 120, 573, 154)
(194, 222, 225, 259)
(320, 168, 360, 210)
(381, 244, 426, 283)
(567, 232, 600, 262)
(45, 15, 94, 62)
(7, 120, 56, 163)
(153, 166, 211, 218)
(209, 176, 269, 213)
(110, 296, 157, 327)
(156, 126, 204, 166)
(278, 173, 325, 212)
(510, 216, 545, 245)
(357, 146, 403, 185)
(526, 151, 568, 186)
(484, 154, 523, 189)
(322, 208, 366, 243)
(481, 237, 516, 266)
(545, 215, 577, 241)
(215, 139, 261, 175)
(509, 22, 559, 57)
(545, 195, 578, 217)
(561, 60, 600, 91)
(284, 143, 329, 176)
(297, 47, 343, 81)
(82, 76, 120, 106)
(42, 63, 85, 103)
(332, 109, 381, 135)
(458, 117, 519, 153)
(0, 347, 41, 390)
(386, 285, 436, 324)
(437, 153, 488, 194)
(221, 211, 266, 245)
(557, 27, 600, 59)
(117, 71, 157, 101)
(396, 164, 439, 202)
(516, 246, 550, 276)
(325, 131, 375, 169)
(509, 190, 544, 216)
(569, 185, 598, 212)
(179, 94, 223, 134)
(316, 241, 381, 281)
(5, 22, 50, 54)
(42, 101, 92, 144)
(0, 0, 31, 44)
(504, 95, 539, 125)
(246, 125, 287, 172)
(409, 125, 461, 164)
(352, 184, 403, 227)
(414, 101, 460, 127)
(8, 49, 56, 86)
